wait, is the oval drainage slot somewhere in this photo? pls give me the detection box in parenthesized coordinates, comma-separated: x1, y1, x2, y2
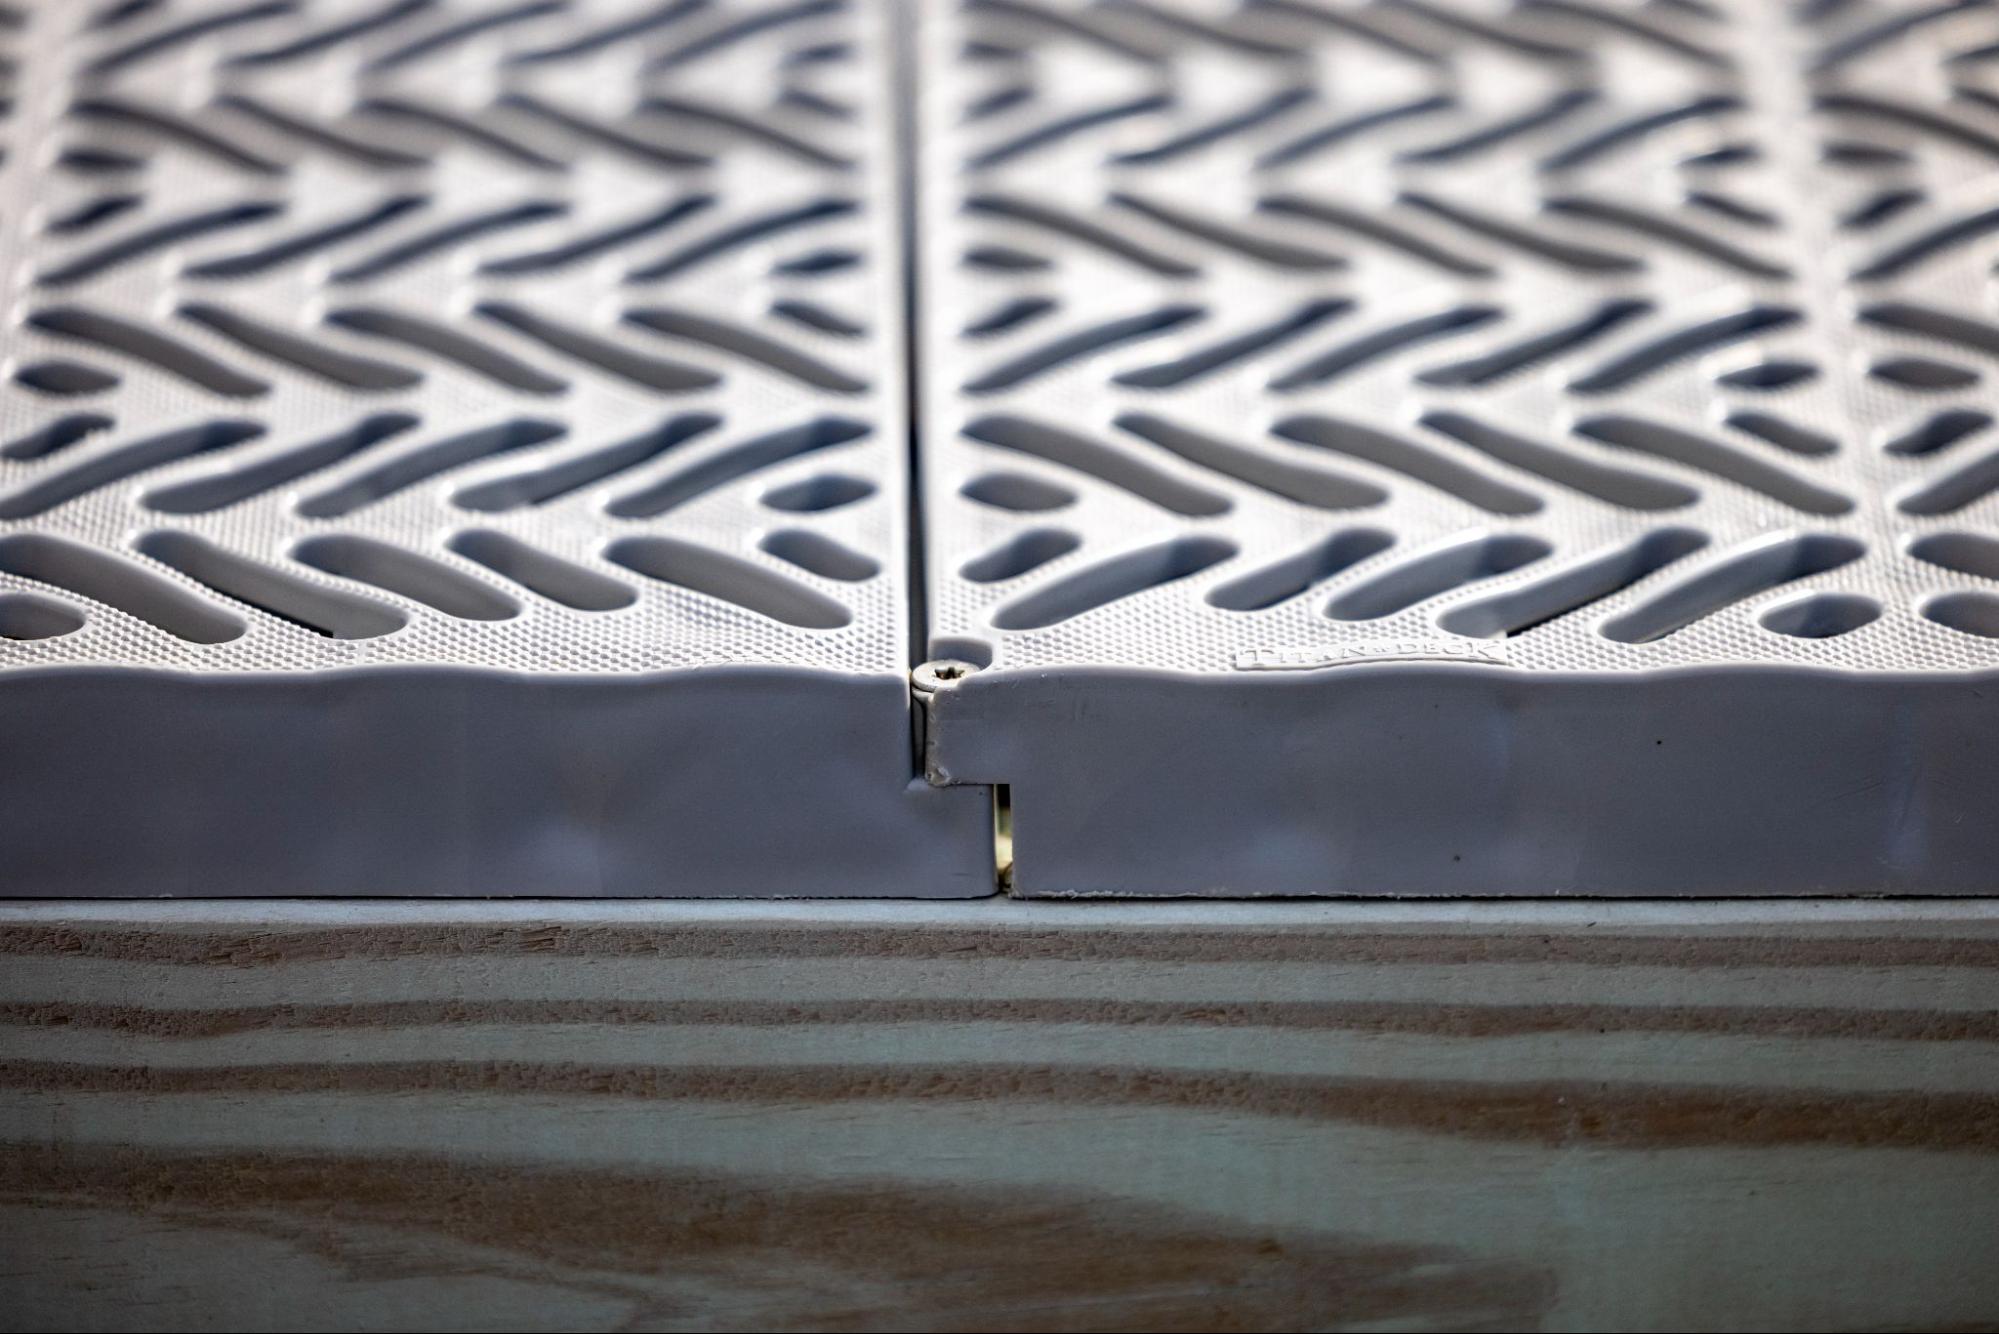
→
(758, 529, 880, 582)
(137, 531, 406, 640)
(605, 535, 851, 629)
(448, 531, 635, 612)
(293, 534, 520, 621)
(1600, 533, 1866, 644)
(959, 471, 1074, 512)
(1759, 592, 1881, 639)
(0, 532, 243, 643)
(764, 473, 877, 513)
(1326, 533, 1552, 622)
(0, 591, 87, 641)
(1438, 529, 1709, 639)
(960, 528, 1081, 584)
(1924, 590, 1999, 639)
(992, 536, 1237, 631)
(1208, 529, 1395, 612)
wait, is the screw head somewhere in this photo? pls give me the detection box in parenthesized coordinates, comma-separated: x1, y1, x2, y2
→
(913, 659, 979, 692)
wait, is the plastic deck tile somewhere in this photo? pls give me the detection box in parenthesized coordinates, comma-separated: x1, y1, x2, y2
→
(914, 0, 1999, 896)
(6, 0, 1999, 898)
(0, 0, 990, 897)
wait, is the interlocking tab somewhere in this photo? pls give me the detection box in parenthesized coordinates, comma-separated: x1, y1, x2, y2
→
(917, 0, 1999, 896)
(0, 0, 990, 898)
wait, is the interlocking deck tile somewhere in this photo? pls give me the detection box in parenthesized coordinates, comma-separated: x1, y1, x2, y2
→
(7, 0, 1999, 898)
(915, 0, 1999, 896)
(0, 0, 989, 897)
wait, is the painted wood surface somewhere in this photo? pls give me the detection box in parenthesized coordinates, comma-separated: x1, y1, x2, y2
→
(1, 899, 1996, 1332)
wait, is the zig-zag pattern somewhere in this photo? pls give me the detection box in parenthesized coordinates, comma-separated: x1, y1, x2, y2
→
(920, 0, 1999, 674)
(0, 0, 906, 673)
(10, 0, 1999, 681)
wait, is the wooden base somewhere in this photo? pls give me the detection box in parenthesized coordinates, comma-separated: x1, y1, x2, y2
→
(3, 900, 1997, 1331)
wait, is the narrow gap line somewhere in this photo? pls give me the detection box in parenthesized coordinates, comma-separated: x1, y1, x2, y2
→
(888, 1, 1006, 895)
(995, 784, 1016, 894)
(887, 0, 930, 673)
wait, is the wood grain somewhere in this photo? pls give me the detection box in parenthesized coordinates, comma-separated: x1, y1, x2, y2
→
(2, 900, 1997, 1332)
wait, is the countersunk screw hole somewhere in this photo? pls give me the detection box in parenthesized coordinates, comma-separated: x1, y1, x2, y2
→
(914, 659, 979, 691)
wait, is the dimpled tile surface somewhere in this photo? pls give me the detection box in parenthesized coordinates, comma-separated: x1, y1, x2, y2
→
(0, 0, 906, 674)
(918, 0, 1999, 675)
(8, 0, 1999, 897)
(913, 0, 1999, 896)
(0, 0, 993, 898)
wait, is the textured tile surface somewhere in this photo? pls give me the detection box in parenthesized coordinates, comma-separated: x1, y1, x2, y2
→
(0, 0, 907, 673)
(0, 0, 992, 899)
(8, 0, 1999, 896)
(917, 0, 1999, 674)
(913, 0, 1999, 896)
